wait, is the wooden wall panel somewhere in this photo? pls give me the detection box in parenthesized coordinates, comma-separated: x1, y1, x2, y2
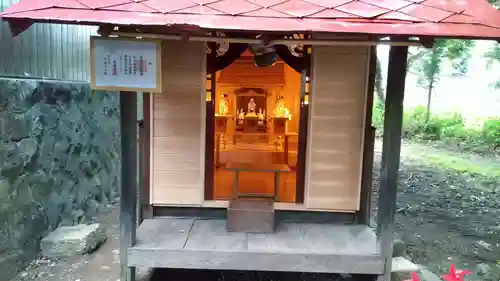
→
(305, 46, 369, 211)
(151, 40, 206, 205)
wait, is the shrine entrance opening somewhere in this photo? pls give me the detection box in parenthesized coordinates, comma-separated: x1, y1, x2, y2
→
(206, 45, 310, 203)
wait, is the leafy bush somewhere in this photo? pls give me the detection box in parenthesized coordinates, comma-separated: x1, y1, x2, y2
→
(481, 118, 500, 151)
(371, 105, 500, 155)
(372, 101, 385, 135)
(402, 106, 443, 140)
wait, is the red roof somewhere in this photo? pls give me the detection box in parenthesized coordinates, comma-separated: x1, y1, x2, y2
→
(1, 0, 500, 39)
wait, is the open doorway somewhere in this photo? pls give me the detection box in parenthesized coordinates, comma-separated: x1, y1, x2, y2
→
(205, 46, 309, 203)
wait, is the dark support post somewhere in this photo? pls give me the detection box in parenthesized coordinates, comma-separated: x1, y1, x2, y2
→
(376, 43, 408, 277)
(120, 92, 138, 281)
(142, 93, 153, 219)
(295, 45, 311, 203)
(137, 119, 145, 224)
(215, 133, 221, 168)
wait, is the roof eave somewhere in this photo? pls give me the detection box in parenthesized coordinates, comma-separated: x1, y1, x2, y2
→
(1, 13, 499, 42)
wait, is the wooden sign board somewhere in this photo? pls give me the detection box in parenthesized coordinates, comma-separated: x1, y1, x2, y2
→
(90, 36, 162, 92)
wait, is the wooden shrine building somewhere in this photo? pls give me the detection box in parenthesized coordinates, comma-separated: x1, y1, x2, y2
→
(2, 1, 499, 281)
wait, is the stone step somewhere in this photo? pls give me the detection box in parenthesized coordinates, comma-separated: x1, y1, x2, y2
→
(391, 257, 420, 273)
(391, 257, 422, 281)
(227, 199, 275, 233)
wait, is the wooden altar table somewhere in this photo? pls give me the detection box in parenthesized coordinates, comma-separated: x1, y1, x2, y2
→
(223, 162, 291, 201)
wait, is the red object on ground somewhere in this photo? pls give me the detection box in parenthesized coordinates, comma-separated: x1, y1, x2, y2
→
(403, 272, 420, 281)
(1, 0, 499, 38)
(441, 264, 472, 281)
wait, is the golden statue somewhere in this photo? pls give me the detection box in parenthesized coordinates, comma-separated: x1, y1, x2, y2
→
(237, 108, 245, 125)
(257, 108, 265, 125)
(247, 98, 257, 115)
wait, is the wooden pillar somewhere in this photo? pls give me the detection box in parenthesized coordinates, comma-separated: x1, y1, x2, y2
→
(295, 45, 311, 203)
(119, 92, 138, 281)
(357, 46, 377, 225)
(205, 43, 217, 200)
(376, 43, 408, 277)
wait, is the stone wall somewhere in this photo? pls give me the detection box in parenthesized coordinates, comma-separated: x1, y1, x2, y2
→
(0, 78, 120, 279)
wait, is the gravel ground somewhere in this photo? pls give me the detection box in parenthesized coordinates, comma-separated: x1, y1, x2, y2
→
(372, 141, 500, 281)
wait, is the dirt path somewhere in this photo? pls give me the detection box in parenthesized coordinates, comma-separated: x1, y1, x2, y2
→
(373, 140, 500, 280)
(11, 203, 151, 281)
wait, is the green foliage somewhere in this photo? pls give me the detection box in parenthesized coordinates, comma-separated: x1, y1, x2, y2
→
(492, 79, 500, 90)
(406, 48, 427, 70)
(484, 43, 500, 89)
(444, 40, 475, 74)
(410, 40, 475, 121)
(489, 0, 499, 8)
(402, 106, 442, 140)
(413, 41, 445, 91)
(484, 0, 500, 87)
(371, 105, 500, 154)
(372, 100, 385, 135)
(413, 40, 475, 88)
(482, 119, 500, 149)
(374, 58, 385, 103)
(485, 44, 500, 68)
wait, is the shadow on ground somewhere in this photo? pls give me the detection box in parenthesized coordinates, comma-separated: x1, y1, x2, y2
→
(148, 268, 373, 281)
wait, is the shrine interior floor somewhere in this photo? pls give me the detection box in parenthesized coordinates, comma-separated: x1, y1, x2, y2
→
(213, 169, 297, 202)
(213, 139, 298, 202)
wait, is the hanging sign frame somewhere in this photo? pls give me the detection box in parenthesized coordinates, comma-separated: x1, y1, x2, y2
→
(90, 36, 162, 92)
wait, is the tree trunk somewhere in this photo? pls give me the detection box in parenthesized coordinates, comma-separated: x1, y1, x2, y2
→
(425, 80, 433, 122)
(375, 57, 385, 103)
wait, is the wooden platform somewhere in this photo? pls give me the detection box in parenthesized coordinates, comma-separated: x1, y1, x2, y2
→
(127, 218, 385, 274)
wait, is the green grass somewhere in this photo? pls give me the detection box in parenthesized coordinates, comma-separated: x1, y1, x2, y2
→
(372, 104, 500, 156)
(401, 142, 500, 179)
(422, 154, 500, 178)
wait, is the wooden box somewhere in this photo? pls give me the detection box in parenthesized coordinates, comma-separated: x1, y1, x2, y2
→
(215, 115, 231, 134)
(227, 199, 275, 233)
(272, 117, 288, 135)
